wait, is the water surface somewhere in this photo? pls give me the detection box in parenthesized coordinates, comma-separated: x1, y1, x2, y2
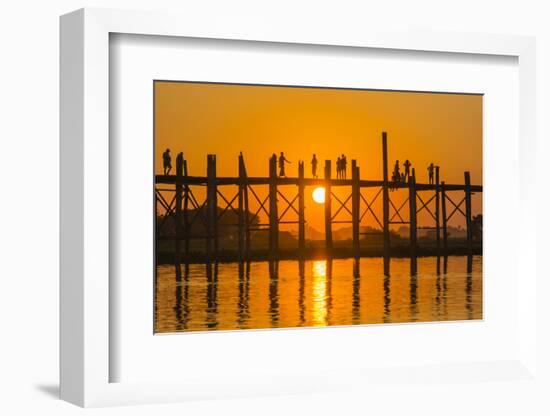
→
(155, 256, 482, 333)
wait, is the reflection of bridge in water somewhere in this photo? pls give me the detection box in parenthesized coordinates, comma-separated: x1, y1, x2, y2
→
(155, 132, 482, 274)
(160, 256, 478, 333)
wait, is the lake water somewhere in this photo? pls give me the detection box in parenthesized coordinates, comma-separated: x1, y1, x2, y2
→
(154, 256, 482, 333)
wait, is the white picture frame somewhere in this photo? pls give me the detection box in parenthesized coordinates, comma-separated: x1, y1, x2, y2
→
(60, 7, 537, 407)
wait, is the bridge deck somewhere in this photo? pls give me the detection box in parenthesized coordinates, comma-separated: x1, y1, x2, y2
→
(155, 175, 482, 192)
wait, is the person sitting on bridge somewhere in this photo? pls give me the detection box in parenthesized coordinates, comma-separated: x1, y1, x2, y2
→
(278, 152, 291, 177)
(391, 160, 401, 190)
(311, 154, 318, 178)
(403, 159, 411, 182)
(163, 148, 172, 175)
(428, 162, 435, 184)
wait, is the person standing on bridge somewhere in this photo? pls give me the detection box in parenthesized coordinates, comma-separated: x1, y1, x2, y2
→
(311, 154, 318, 178)
(341, 154, 348, 179)
(428, 162, 435, 184)
(278, 152, 291, 177)
(176, 152, 184, 172)
(336, 156, 342, 178)
(163, 148, 172, 175)
(403, 159, 412, 182)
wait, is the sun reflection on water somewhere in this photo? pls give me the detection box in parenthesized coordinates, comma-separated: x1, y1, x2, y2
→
(312, 260, 327, 326)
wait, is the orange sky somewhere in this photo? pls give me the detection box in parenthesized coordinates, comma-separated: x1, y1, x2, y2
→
(154, 81, 482, 231)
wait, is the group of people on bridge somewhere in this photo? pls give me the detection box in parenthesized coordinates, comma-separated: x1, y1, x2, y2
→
(162, 148, 437, 185)
(391, 159, 412, 188)
(310, 154, 347, 179)
(279, 153, 348, 179)
(390, 159, 437, 189)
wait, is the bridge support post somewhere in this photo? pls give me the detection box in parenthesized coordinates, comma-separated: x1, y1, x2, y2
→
(183, 159, 190, 257)
(382, 132, 390, 274)
(206, 155, 218, 260)
(464, 171, 473, 256)
(175, 153, 184, 266)
(298, 161, 306, 256)
(441, 181, 448, 255)
(269, 155, 279, 259)
(435, 166, 441, 256)
(351, 160, 360, 258)
(244, 174, 250, 259)
(324, 160, 333, 255)
(238, 154, 246, 261)
(409, 167, 417, 259)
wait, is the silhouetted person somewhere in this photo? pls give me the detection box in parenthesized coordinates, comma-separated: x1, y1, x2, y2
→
(176, 152, 184, 173)
(278, 152, 291, 177)
(393, 160, 401, 178)
(392, 160, 401, 190)
(311, 154, 318, 178)
(403, 159, 411, 182)
(163, 148, 172, 175)
(336, 156, 342, 179)
(341, 154, 347, 179)
(428, 163, 435, 184)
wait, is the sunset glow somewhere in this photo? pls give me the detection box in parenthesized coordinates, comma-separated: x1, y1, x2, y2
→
(155, 81, 482, 231)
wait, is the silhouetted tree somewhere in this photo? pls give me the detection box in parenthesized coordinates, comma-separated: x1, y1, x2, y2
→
(472, 214, 482, 242)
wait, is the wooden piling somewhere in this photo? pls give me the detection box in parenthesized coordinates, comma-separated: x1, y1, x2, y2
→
(464, 171, 473, 256)
(351, 160, 360, 257)
(174, 153, 184, 266)
(408, 167, 417, 258)
(182, 159, 190, 257)
(298, 161, 306, 255)
(435, 166, 441, 256)
(238, 154, 245, 261)
(206, 155, 218, 260)
(324, 160, 333, 254)
(382, 132, 390, 269)
(441, 181, 448, 255)
(269, 155, 279, 258)
(243, 172, 251, 258)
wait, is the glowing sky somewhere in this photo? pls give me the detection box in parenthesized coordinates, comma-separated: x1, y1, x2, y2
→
(155, 81, 482, 231)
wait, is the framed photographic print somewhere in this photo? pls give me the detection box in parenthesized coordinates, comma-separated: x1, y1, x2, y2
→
(153, 81, 483, 334)
(60, 8, 538, 408)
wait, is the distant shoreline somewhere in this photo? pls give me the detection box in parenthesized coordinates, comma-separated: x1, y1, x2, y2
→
(155, 245, 482, 265)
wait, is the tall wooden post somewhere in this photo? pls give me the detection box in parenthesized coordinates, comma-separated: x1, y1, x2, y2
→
(175, 153, 184, 266)
(269, 155, 279, 258)
(351, 160, 360, 258)
(464, 171, 473, 256)
(206, 155, 218, 260)
(238, 154, 245, 261)
(243, 168, 251, 258)
(382, 132, 390, 273)
(174, 154, 183, 281)
(435, 166, 441, 256)
(408, 167, 417, 258)
(441, 181, 448, 255)
(298, 161, 306, 255)
(324, 160, 333, 254)
(182, 159, 190, 257)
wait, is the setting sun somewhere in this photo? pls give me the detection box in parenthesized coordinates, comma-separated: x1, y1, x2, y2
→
(312, 187, 326, 204)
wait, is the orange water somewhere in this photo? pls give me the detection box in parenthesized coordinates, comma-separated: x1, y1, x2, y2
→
(155, 256, 482, 333)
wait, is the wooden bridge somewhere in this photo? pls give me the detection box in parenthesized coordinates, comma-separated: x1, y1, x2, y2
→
(155, 132, 482, 266)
